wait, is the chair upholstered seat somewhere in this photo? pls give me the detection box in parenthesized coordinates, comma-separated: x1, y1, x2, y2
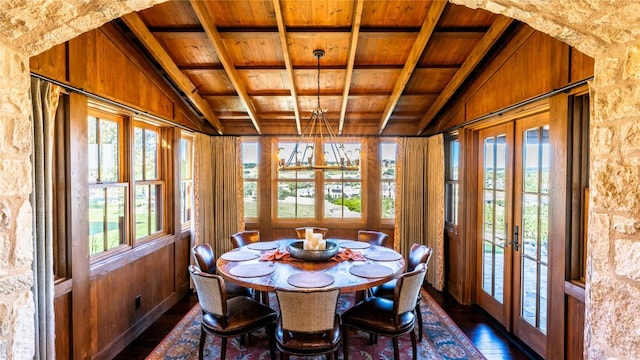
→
(341, 297, 415, 335)
(201, 296, 277, 336)
(275, 314, 342, 355)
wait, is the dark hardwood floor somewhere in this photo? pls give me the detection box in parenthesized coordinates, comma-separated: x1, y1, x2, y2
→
(114, 287, 542, 359)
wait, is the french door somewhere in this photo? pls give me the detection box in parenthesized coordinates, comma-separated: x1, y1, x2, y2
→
(477, 112, 549, 357)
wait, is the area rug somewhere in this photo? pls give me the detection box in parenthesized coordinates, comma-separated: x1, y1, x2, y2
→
(147, 289, 485, 360)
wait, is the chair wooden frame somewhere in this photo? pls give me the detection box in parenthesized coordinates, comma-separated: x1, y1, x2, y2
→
(342, 263, 427, 360)
(369, 243, 433, 341)
(294, 227, 329, 239)
(275, 287, 342, 360)
(230, 230, 260, 248)
(189, 265, 276, 360)
(357, 230, 389, 247)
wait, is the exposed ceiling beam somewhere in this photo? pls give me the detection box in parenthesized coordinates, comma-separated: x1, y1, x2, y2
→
(272, 0, 302, 135)
(121, 13, 224, 134)
(189, 0, 262, 135)
(377, 0, 447, 135)
(338, 0, 364, 135)
(416, 16, 514, 135)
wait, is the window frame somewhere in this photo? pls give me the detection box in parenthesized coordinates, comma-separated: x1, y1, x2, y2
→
(241, 139, 260, 221)
(87, 109, 129, 259)
(445, 135, 460, 232)
(132, 120, 167, 242)
(379, 140, 397, 223)
(272, 137, 366, 225)
(179, 132, 194, 229)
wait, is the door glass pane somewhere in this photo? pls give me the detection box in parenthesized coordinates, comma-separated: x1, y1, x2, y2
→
(522, 194, 539, 257)
(484, 137, 495, 188)
(482, 241, 493, 295)
(495, 135, 507, 190)
(495, 244, 504, 303)
(483, 189, 494, 241)
(495, 190, 506, 246)
(524, 128, 540, 193)
(541, 126, 550, 194)
(540, 195, 549, 263)
(540, 264, 548, 333)
(243, 182, 257, 218)
(522, 257, 537, 327)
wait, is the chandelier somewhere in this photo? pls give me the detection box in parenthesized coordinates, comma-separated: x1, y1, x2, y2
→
(277, 49, 359, 171)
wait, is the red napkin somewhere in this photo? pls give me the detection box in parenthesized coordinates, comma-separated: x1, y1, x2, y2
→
(260, 249, 298, 261)
(330, 248, 366, 262)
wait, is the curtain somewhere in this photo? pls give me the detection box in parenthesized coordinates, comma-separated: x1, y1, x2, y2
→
(394, 135, 445, 290)
(193, 135, 244, 259)
(30, 77, 61, 360)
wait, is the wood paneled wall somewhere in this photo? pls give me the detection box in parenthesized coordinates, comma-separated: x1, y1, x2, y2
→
(31, 22, 196, 359)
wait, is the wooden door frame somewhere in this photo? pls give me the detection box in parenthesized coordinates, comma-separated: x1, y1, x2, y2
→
(512, 112, 551, 356)
(460, 97, 569, 359)
(474, 122, 515, 329)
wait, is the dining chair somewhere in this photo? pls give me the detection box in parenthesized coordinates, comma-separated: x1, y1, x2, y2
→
(189, 265, 277, 360)
(369, 243, 432, 341)
(230, 230, 260, 248)
(341, 263, 427, 360)
(294, 227, 329, 239)
(191, 244, 253, 299)
(274, 287, 342, 360)
(357, 230, 389, 247)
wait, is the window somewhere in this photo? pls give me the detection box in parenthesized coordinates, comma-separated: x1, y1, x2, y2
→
(380, 142, 397, 219)
(242, 141, 259, 219)
(180, 133, 193, 227)
(275, 139, 362, 220)
(88, 113, 127, 255)
(134, 123, 164, 239)
(88, 106, 169, 257)
(445, 137, 460, 228)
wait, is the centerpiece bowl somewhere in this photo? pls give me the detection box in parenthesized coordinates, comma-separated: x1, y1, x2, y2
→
(287, 240, 339, 261)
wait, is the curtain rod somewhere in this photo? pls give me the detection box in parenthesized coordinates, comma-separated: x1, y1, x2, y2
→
(30, 72, 197, 133)
(443, 76, 593, 133)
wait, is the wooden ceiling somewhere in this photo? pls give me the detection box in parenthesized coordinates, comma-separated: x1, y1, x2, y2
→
(122, 0, 512, 136)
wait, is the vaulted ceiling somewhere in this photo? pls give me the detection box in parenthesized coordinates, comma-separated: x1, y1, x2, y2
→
(121, 0, 514, 136)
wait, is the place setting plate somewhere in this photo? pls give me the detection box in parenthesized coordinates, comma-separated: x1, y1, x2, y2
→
(247, 241, 280, 251)
(229, 263, 275, 277)
(287, 272, 335, 288)
(364, 250, 403, 262)
(220, 251, 259, 262)
(349, 264, 393, 278)
(338, 240, 371, 250)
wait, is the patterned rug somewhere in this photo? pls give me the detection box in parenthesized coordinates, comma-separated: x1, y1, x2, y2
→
(148, 289, 485, 360)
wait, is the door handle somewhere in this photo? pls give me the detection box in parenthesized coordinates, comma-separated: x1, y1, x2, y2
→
(510, 225, 520, 251)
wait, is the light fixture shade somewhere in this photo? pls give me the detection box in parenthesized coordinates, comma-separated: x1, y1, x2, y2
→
(278, 49, 358, 172)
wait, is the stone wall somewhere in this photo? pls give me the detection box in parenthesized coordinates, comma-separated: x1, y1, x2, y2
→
(0, 0, 639, 359)
(0, 45, 35, 360)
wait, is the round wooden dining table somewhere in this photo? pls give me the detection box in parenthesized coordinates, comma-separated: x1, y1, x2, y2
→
(216, 239, 405, 293)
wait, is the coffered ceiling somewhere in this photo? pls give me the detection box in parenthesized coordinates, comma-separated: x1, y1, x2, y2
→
(121, 0, 513, 136)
